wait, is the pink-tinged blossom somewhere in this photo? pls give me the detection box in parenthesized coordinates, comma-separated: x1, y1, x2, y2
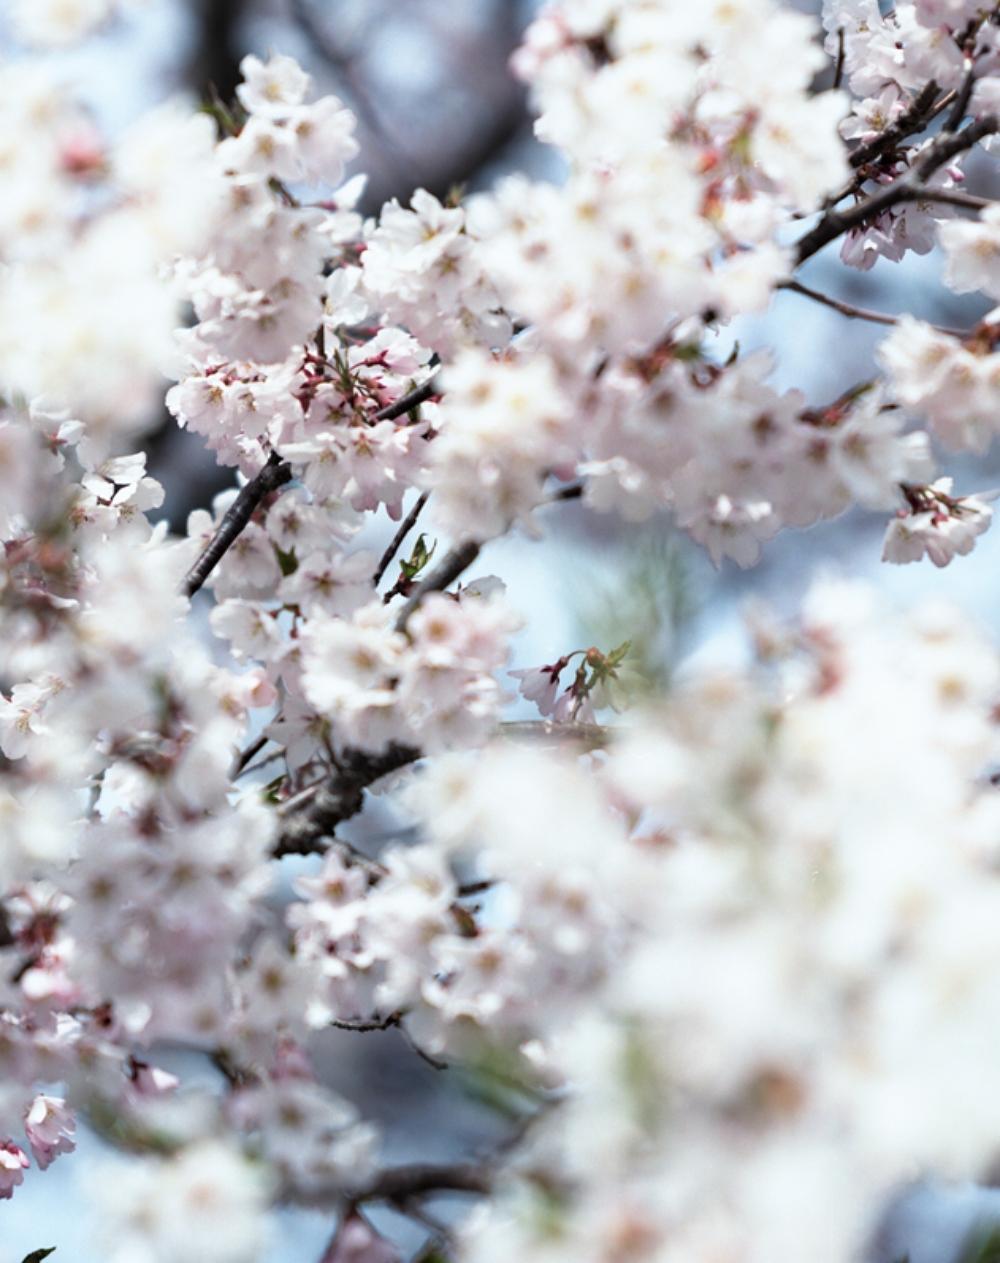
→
(883, 480, 997, 567)
(426, 348, 575, 540)
(236, 54, 312, 119)
(509, 662, 565, 716)
(24, 1094, 75, 1170)
(0, 1142, 29, 1199)
(878, 316, 1000, 452)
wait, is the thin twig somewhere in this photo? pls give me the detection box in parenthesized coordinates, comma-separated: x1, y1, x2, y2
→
(400, 1027, 449, 1071)
(0, 903, 14, 950)
(547, 481, 584, 502)
(456, 879, 496, 898)
(231, 734, 268, 778)
(779, 278, 901, 327)
(374, 491, 430, 588)
(498, 720, 613, 747)
(944, 60, 978, 134)
(833, 27, 846, 92)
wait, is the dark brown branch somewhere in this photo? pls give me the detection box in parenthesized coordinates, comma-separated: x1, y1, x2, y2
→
(376, 375, 439, 422)
(456, 879, 496, 898)
(847, 79, 941, 171)
(184, 379, 439, 600)
(547, 481, 584, 502)
(778, 279, 900, 327)
(833, 27, 845, 92)
(0, 904, 14, 950)
(944, 61, 977, 134)
(331, 1013, 401, 1033)
(353, 1162, 492, 1205)
(795, 114, 999, 265)
(374, 492, 430, 588)
(779, 279, 968, 337)
(184, 453, 293, 598)
(273, 743, 420, 857)
(231, 733, 268, 778)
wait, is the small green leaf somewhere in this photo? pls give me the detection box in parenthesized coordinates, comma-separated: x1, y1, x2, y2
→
(400, 533, 436, 580)
(605, 639, 632, 668)
(22, 1249, 57, 1262)
(275, 546, 298, 577)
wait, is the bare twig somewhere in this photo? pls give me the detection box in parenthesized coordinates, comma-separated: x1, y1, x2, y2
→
(231, 734, 268, 779)
(779, 279, 969, 337)
(833, 27, 846, 92)
(944, 61, 978, 134)
(376, 375, 439, 423)
(0, 903, 14, 950)
(456, 879, 496, 898)
(778, 279, 902, 327)
(374, 492, 430, 588)
(547, 481, 584, 503)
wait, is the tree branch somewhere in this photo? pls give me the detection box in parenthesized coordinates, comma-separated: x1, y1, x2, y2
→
(374, 492, 430, 589)
(778, 279, 901, 327)
(795, 114, 999, 265)
(183, 378, 439, 599)
(777, 280, 968, 338)
(273, 743, 420, 857)
(847, 80, 942, 171)
(184, 453, 293, 598)
(394, 540, 482, 632)
(352, 1162, 492, 1206)
(895, 186, 992, 212)
(374, 375, 439, 423)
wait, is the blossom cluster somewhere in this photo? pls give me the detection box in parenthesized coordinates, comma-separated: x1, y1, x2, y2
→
(8, 0, 1000, 1259)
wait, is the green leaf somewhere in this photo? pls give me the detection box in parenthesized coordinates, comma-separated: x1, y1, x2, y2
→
(605, 639, 632, 668)
(22, 1249, 57, 1262)
(400, 533, 436, 580)
(275, 546, 298, 577)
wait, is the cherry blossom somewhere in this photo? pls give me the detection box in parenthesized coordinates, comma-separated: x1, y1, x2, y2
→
(9, 4, 1000, 1261)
